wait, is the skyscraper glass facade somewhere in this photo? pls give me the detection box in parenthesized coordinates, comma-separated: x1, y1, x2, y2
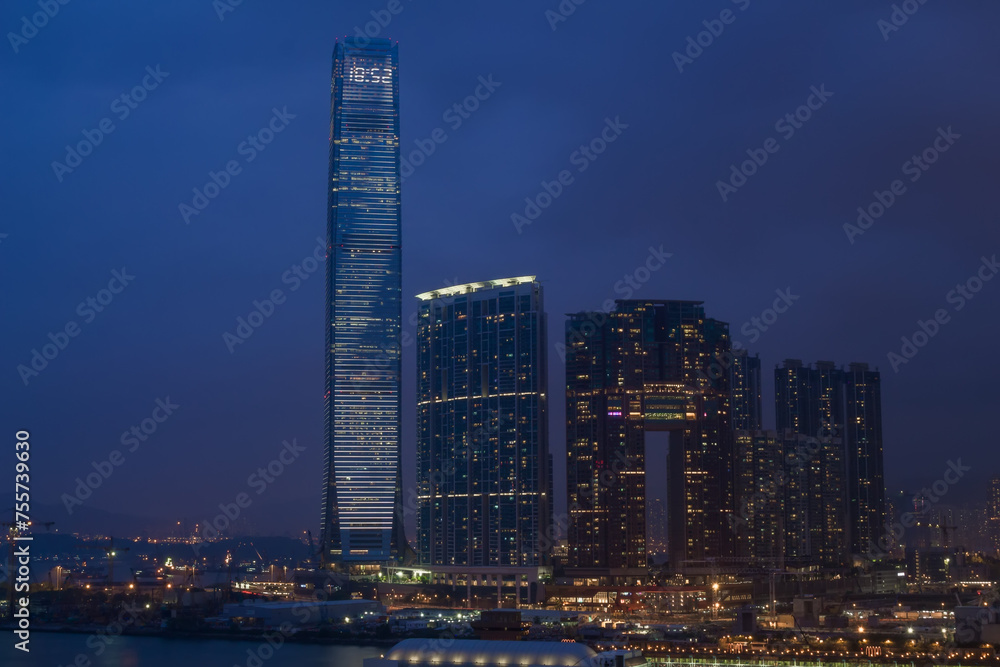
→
(415, 277, 550, 567)
(322, 38, 404, 564)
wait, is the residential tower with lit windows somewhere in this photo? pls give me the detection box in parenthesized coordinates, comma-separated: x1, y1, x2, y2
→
(415, 277, 551, 569)
(564, 300, 735, 579)
(774, 359, 885, 563)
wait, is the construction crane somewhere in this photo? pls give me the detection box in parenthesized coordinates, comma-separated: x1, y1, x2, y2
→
(79, 536, 130, 586)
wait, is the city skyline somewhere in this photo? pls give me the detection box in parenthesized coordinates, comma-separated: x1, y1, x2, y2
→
(3, 1, 998, 538)
(5, 4, 1000, 665)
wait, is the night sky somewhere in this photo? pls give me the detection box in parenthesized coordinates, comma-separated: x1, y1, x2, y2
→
(2, 0, 998, 536)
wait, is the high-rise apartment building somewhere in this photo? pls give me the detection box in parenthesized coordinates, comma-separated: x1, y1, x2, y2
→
(775, 359, 843, 439)
(415, 277, 550, 567)
(321, 38, 405, 565)
(782, 429, 848, 566)
(735, 429, 847, 568)
(565, 300, 734, 578)
(843, 362, 886, 556)
(731, 350, 762, 431)
(988, 475, 1000, 555)
(774, 360, 885, 560)
(734, 430, 783, 566)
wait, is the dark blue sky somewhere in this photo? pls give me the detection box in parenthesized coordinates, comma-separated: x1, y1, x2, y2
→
(2, 0, 998, 536)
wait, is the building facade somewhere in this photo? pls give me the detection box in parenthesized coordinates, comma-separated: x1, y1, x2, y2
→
(773, 359, 885, 561)
(843, 362, 886, 557)
(774, 359, 844, 439)
(415, 277, 551, 568)
(782, 429, 848, 567)
(734, 430, 783, 566)
(735, 429, 847, 568)
(564, 300, 734, 577)
(731, 350, 762, 431)
(321, 38, 405, 565)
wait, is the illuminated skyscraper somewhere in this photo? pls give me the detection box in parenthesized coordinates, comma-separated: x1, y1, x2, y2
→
(565, 300, 734, 578)
(415, 277, 550, 567)
(321, 38, 404, 565)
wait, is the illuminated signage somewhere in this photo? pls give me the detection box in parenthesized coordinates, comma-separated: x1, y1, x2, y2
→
(348, 63, 392, 84)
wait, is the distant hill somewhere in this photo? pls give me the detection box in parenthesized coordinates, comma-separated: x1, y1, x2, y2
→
(0, 494, 318, 539)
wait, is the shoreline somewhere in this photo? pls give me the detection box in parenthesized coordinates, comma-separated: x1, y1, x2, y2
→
(2, 624, 400, 647)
